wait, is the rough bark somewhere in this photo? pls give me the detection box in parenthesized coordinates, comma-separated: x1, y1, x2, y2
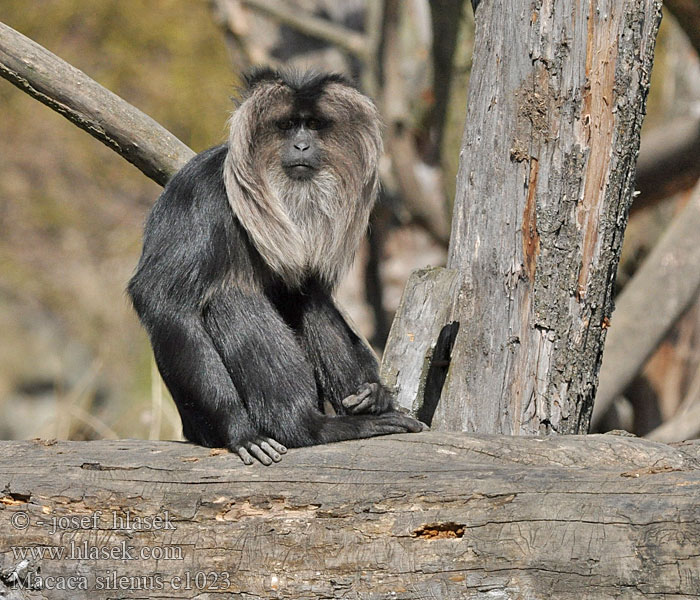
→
(1, 435, 699, 599)
(0, 21, 194, 186)
(428, 0, 663, 435)
(592, 183, 700, 427)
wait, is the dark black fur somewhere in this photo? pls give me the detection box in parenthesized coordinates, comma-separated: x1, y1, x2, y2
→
(244, 67, 351, 96)
(129, 144, 422, 461)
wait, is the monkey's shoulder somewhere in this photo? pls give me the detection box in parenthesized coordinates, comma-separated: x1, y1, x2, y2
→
(146, 145, 238, 239)
(158, 144, 229, 210)
(142, 144, 259, 272)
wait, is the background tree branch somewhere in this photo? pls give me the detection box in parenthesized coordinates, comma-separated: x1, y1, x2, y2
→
(592, 181, 700, 428)
(632, 0, 700, 211)
(633, 116, 700, 212)
(665, 0, 700, 58)
(240, 0, 368, 59)
(0, 21, 194, 186)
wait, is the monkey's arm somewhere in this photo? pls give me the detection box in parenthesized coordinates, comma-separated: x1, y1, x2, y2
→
(128, 146, 287, 464)
(128, 290, 286, 465)
(297, 290, 397, 416)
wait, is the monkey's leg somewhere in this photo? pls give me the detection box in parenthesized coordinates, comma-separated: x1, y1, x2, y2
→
(203, 288, 424, 448)
(203, 288, 326, 444)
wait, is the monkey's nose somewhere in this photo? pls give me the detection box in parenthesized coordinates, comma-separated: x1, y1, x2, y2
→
(294, 141, 310, 152)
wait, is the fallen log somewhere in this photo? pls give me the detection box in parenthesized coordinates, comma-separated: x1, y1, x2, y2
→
(1, 433, 699, 599)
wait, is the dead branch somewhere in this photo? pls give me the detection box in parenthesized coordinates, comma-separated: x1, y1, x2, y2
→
(631, 0, 700, 210)
(646, 401, 700, 442)
(592, 181, 700, 427)
(240, 0, 368, 59)
(665, 0, 700, 58)
(646, 352, 700, 442)
(0, 21, 194, 186)
(381, 0, 452, 245)
(633, 115, 700, 212)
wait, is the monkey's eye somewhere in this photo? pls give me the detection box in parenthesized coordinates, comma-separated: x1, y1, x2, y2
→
(306, 118, 327, 130)
(276, 119, 295, 131)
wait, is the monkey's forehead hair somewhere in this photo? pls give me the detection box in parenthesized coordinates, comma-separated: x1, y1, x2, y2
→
(242, 67, 355, 103)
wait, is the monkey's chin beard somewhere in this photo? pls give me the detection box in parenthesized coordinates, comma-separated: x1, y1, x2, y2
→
(263, 167, 360, 287)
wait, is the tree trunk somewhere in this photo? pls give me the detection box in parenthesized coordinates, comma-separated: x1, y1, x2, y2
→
(383, 0, 663, 435)
(1, 436, 699, 599)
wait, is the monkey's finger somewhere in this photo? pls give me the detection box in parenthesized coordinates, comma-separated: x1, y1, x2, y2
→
(235, 446, 255, 465)
(247, 443, 273, 466)
(351, 395, 376, 414)
(257, 440, 283, 462)
(400, 417, 427, 433)
(376, 424, 417, 435)
(342, 394, 362, 411)
(355, 384, 373, 398)
(356, 382, 378, 398)
(343, 388, 372, 411)
(344, 382, 374, 406)
(261, 437, 287, 454)
(395, 421, 426, 434)
(342, 393, 359, 407)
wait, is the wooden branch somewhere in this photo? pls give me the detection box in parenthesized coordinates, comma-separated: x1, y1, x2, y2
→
(665, 0, 700, 57)
(1, 434, 699, 599)
(436, 0, 662, 434)
(646, 401, 700, 442)
(381, 0, 452, 246)
(240, 0, 368, 59)
(426, 0, 467, 164)
(381, 267, 462, 419)
(633, 116, 700, 212)
(629, 1, 700, 211)
(592, 182, 700, 427)
(360, 0, 384, 98)
(0, 21, 194, 186)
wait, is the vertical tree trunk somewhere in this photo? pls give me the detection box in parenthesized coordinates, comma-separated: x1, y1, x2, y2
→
(383, 0, 663, 434)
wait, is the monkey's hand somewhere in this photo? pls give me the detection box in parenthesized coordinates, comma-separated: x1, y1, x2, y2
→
(342, 382, 395, 415)
(233, 437, 287, 466)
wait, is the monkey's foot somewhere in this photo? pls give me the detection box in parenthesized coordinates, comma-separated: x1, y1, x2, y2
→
(233, 437, 287, 466)
(366, 412, 427, 435)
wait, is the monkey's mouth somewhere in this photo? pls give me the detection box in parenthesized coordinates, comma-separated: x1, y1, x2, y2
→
(284, 163, 317, 180)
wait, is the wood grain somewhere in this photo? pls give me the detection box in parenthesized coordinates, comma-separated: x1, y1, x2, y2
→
(1, 434, 698, 599)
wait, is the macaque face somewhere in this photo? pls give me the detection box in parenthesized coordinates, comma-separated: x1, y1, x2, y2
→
(275, 112, 328, 181)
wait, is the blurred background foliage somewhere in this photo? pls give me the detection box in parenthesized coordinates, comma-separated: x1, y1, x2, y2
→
(0, 0, 234, 441)
(1, 0, 699, 442)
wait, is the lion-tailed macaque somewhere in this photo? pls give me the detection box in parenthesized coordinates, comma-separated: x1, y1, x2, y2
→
(128, 69, 424, 465)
